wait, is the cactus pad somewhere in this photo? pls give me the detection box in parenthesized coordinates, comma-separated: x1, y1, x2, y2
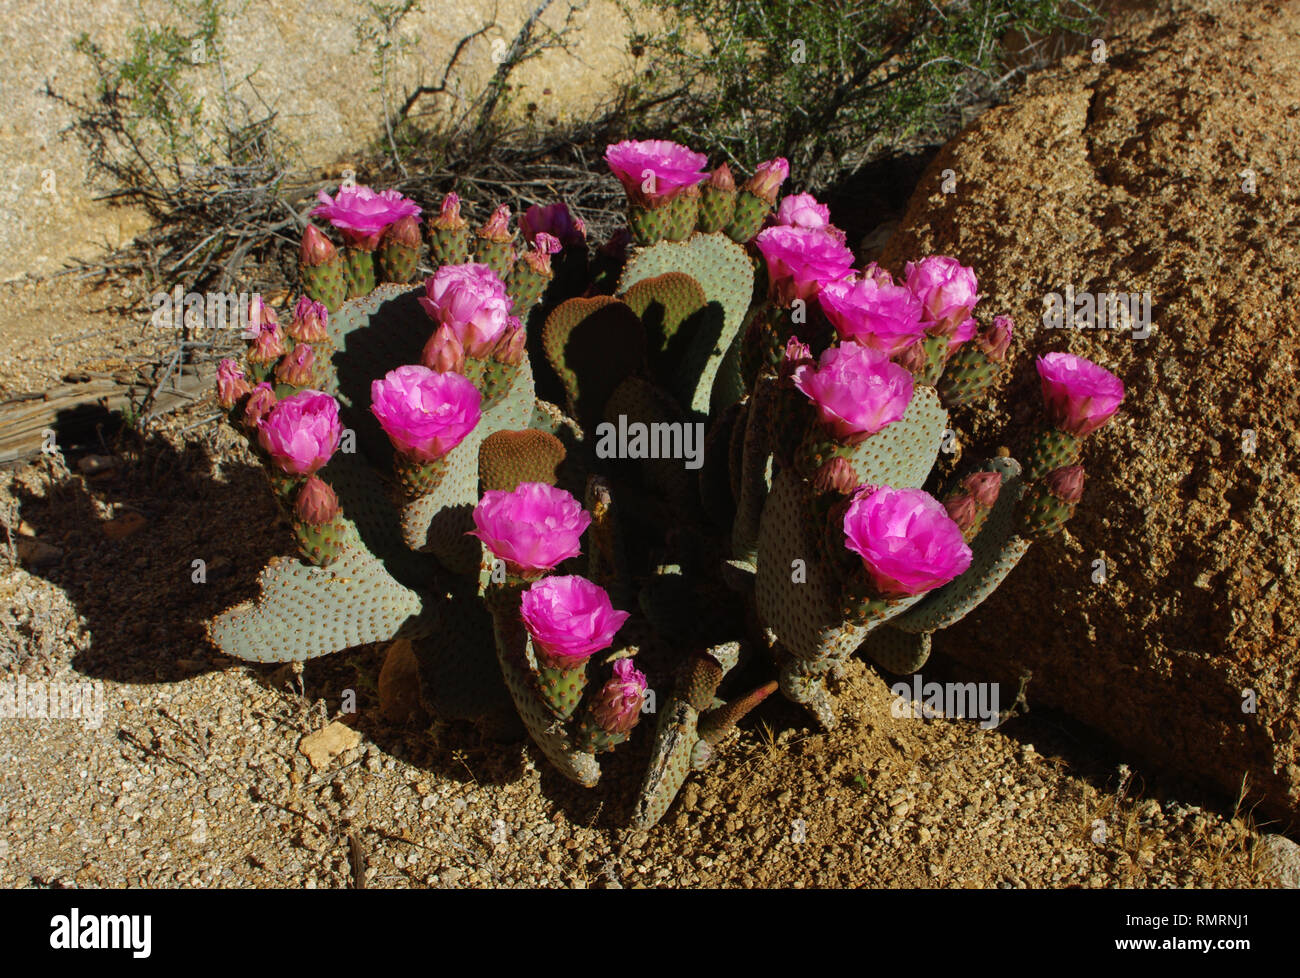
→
(478, 428, 566, 492)
(541, 296, 646, 430)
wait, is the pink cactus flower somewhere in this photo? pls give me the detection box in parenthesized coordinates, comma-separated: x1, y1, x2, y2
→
(418, 262, 513, 358)
(289, 296, 330, 343)
(744, 157, 790, 203)
(604, 139, 709, 206)
(471, 482, 592, 577)
(216, 359, 250, 408)
(904, 255, 981, 337)
(842, 486, 973, 598)
(791, 342, 914, 442)
(520, 575, 631, 666)
(519, 202, 586, 249)
(754, 225, 855, 306)
(257, 389, 342, 476)
(311, 185, 422, 249)
(590, 658, 648, 734)
(818, 274, 927, 356)
(776, 193, 831, 230)
(1036, 352, 1125, 437)
(370, 365, 482, 461)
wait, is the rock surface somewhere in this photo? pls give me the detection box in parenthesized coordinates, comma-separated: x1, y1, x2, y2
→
(882, 0, 1299, 824)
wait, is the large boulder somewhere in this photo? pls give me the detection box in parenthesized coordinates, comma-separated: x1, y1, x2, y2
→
(880, 0, 1299, 824)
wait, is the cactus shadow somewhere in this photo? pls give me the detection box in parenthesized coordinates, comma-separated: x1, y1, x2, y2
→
(12, 429, 287, 684)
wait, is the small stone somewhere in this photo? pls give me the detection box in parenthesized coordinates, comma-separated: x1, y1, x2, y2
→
(102, 511, 147, 540)
(77, 454, 119, 476)
(298, 722, 361, 771)
(15, 535, 62, 568)
(1260, 834, 1300, 888)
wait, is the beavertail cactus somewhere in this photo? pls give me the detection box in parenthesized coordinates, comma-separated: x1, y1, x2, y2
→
(208, 157, 1126, 831)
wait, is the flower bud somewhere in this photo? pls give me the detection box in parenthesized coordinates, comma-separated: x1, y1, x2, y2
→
(275, 343, 317, 387)
(977, 314, 1013, 362)
(216, 359, 251, 409)
(963, 470, 1002, 508)
(243, 382, 277, 427)
(707, 162, 736, 191)
(432, 193, 468, 229)
(383, 214, 422, 249)
(421, 323, 466, 374)
(493, 318, 527, 366)
(300, 224, 337, 266)
(478, 204, 513, 243)
(589, 658, 647, 735)
(813, 456, 858, 495)
(1045, 464, 1086, 503)
(288, 296, 330, 343)
(294, 475, 339, 525)
(744, 158, 790, 204)
(944, 493, 979, 533)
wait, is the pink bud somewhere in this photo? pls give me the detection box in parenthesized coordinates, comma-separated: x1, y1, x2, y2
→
(420, 323, 466, 374)
(813, 456, 858, 495)
(590, 658, 647, 734)
(977, 314, 1013, 361)
(493, 318, 526, 366)
(478, 204, 513, 242)
(383, 213, 422, 249)
(778, 335, 814, 383)
(216, 359, 251, 409)
(944, 493, 978, 533)
(744, 158, 790, 203)
(294, 475, 339, 525)
(288, 296, 330, 343)
(707, 163, 736, 191)
(243, 382, 277, 427)
(963, 471, 1002, 508)
(1045, 465, 1086, 503)
(432, 193, 468, 229)
(892, 340, 928, 375)
(248, 321, 287, 365)
(300, 224, 337, 266)
(275, 343, 317, 387)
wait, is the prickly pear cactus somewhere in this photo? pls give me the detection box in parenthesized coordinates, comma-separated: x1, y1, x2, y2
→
(209, 144, 1125, 831)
